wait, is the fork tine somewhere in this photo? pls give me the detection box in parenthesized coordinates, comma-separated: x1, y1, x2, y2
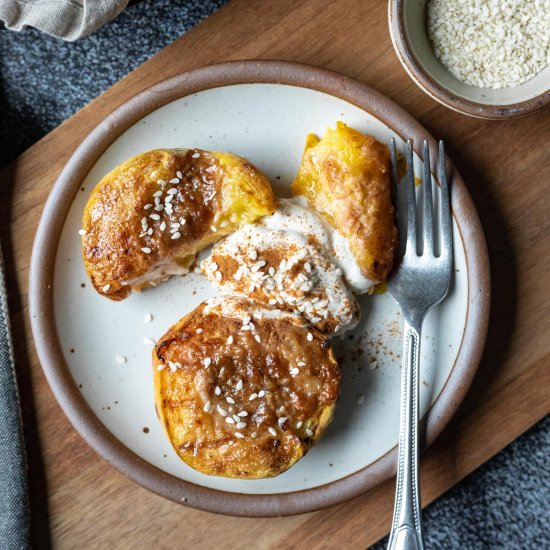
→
(389, 138, 398, 207)
(405, 140, 417, 255)
(422, 140, 434, 255)
(438, 140, 453, 260)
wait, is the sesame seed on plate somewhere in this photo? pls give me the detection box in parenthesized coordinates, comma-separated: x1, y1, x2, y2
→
(268, 427, 277, 436)
(235, 432, 244, 439)
(248, 393, 258, 401)
(369, 361, 378, 370)
(225, 417, 235, 424)
(143, 337, 155, 345)
(203, 401, 211, 413)
(141, 247, 152, 254)
(307, 332, 313, 341)
(357, 394, 365, 404)
(226, 396, 235, 404)
(144, 313, 153, 323)
(236, 380, 243, 391)
(115, 354, 127, 364)
(236, 422, 247, 429)
(203, 357, 212, 368)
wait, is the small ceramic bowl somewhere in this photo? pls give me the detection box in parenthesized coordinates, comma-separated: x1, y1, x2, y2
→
(388, 0, 550, 119)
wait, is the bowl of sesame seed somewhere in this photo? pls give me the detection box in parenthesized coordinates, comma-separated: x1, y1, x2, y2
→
(389, 0, 550, 118)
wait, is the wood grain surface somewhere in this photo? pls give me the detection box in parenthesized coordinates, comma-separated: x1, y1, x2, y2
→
(1, 0, 549, 548)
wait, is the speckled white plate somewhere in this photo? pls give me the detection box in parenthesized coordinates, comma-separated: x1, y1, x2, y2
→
(30, 61, 490, 516)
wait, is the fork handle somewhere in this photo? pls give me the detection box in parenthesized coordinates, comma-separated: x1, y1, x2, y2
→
(387, 314, 424, 550)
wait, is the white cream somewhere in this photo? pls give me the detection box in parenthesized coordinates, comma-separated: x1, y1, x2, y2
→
(260, 197, 375, 294)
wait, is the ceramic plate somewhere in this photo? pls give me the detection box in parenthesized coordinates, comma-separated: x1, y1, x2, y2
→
(30, 61, 490, 516)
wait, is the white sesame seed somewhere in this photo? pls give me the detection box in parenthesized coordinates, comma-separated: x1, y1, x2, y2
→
(226, 396, 235, 404)
(157, 179, 166, 185)
(147, 228, 153, 236)
(236, 421, 247, 429)
(169, 178, 179, 184)
(306, 428, 313, 437)
(156, 364, 165, 371)
(369, 360, 378, 370)
(258, 390, 266, 398)
(210, 225, 217, 232)
(249, 249, 258, 261)
(102, 284, 111, 292)
(192, 152, 200, 158)
(203, 357, 212, 368)
(154, 205, 164, 212)
(238, 411, 248, 417)
(176, 171, 183, 179)
(215, 271, 222, 281)
(227, 335, 234, 345)
(233, 414, 240, 422)
(307, 332, 313, 342)
(115, 354, 127, 364)
(249, 393, 258, 401)
(236, 380, 243, 391)
(357, 395, 365, 404)
(210, 262, 218, 271)
(248, 284, 256, 293)
(251, 432, 257, 439)
(143, 313, 153, 323)
(254, 335, 261, 343)
(268, 299, 277, 306)
(268, 427, 277, 436)
(290, 367, 299, 376)
(203, 401, 211, 412)
(143, 337, 155, 345)
(278, 417, 287, 425)
(167, 188, 178, 195)
(149, 213, 161, 221)
(215, 386, 221, 396)
(253, 312, 263, 320)
(196, 328, 203, 334)
(141, 247, 152, 254)
(78, 229, 87, 236)
(217, 405, 227, 416)
(225, 417, 235, 424)
(144, 204, 153, 210)
(159, 221, 166, 231)
(305, 262, 312, 272)
(180, 218, 186, 225)
(220, 220, 229, 228)
(296, 421, 303, 429)
(241, 324, 251, 331)
(235, 432, 244, 439)
(171, 232, 181, 240)
(297, 361, 306, 367)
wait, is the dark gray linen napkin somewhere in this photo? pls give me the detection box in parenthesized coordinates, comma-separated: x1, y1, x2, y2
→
(0, 243, 29, 550)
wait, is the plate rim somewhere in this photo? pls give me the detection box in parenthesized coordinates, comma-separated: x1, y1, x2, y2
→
(29, 59, 491, 517)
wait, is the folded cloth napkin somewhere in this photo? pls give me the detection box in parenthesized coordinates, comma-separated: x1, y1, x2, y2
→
(0, 0, 129, 41)
(0, 244, 29, 550)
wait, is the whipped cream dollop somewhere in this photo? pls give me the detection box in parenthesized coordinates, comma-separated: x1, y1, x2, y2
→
(201, 197, 375, 336)
(259, 197, 375, 294)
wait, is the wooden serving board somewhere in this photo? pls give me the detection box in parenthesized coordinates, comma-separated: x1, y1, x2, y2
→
(1, 0, 549, 547)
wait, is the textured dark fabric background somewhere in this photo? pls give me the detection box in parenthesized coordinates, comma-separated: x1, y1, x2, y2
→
(0, 1, 548, 548)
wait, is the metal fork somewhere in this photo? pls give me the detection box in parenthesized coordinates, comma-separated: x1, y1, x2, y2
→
(386, 139, 453, 550)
